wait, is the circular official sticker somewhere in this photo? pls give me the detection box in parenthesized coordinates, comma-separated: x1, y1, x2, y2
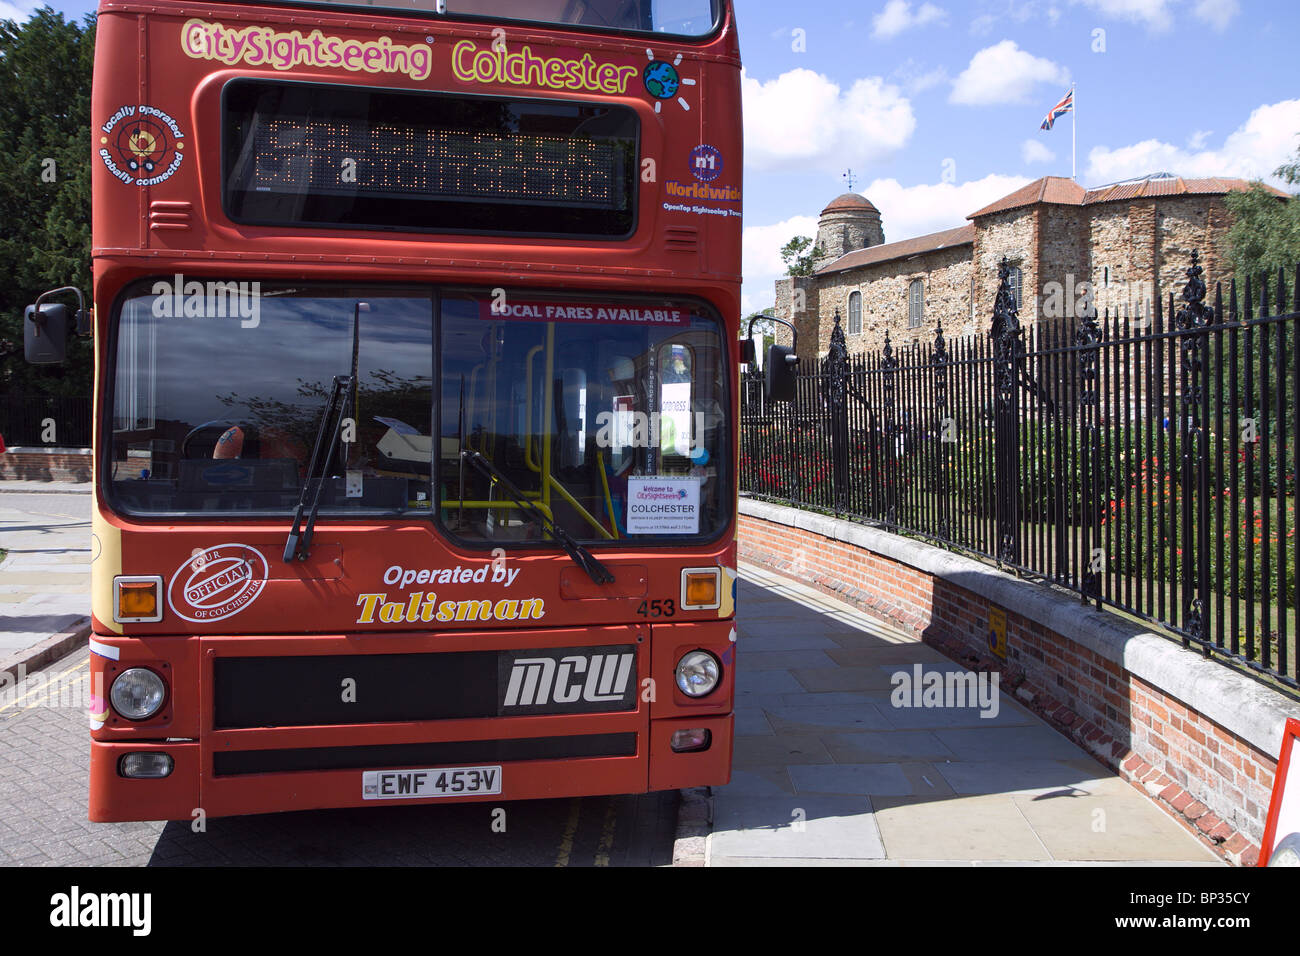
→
(167, 544, 268, 623)
(99, 104, 185, 187)
(689, 144, 723, 183)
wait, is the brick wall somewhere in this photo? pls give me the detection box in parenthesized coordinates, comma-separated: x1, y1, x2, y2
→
(0, 448, 92, 482)
(739, 503, 1292, 865)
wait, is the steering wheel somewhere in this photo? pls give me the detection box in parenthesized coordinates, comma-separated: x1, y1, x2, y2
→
(181, 420, 256, 459)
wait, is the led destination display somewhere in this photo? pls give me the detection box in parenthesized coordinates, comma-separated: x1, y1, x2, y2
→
(224, 80, 638, 237)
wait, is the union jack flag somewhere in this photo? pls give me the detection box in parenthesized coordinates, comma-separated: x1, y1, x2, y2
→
(1041, 87, 1073, 130)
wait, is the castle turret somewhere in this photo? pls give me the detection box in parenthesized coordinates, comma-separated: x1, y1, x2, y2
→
(814, 193, 884, 270)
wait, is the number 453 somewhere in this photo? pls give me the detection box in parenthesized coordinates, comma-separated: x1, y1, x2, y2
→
(637, 599, 675, 618)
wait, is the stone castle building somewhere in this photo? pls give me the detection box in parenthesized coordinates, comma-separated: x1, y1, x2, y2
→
(775, 174, 1287, 357)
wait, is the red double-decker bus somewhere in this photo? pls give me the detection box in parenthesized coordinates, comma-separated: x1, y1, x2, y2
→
(33, 0, 745, 821)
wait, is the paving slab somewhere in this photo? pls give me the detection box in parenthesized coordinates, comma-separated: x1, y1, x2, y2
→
(710, 794, 884, 862)
(1011, 792, 1222, 863)
(870, 794, 1052, 862)
(788, 763, 915, 796)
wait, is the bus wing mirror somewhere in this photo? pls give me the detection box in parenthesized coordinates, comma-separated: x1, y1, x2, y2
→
(764, 344, 797, 403)
(752, 315, 798, 402)
(739, 337, 756, 366)
(24, 303, 69, 365)
(23, 287, 88, 364)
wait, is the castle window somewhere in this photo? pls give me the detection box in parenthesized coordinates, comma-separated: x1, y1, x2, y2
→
(1007, 266, 1023, 311)
(908, 279, 924, 328)
(848, 291, 862, 335)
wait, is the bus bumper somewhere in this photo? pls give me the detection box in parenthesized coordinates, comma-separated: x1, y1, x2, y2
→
(87, 624, 734, 823)
(88, 714, 732, 822)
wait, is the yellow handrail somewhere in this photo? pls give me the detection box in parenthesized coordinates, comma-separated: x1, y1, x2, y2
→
(597, 450, 618, 539)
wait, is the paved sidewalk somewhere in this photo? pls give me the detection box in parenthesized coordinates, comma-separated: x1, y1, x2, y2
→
(0, 490, 92, 665)
(713, 564, 1223, 866)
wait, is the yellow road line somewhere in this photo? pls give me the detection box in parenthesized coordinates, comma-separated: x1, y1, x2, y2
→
(0, 659, 89, 714)
(20, 671, 89, 711)
(554, 798, 582, 867)
(593, 797, 618, 867)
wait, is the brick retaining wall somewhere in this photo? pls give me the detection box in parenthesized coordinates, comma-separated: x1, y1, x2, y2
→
(740, 498, 1300, 866)
(0, 448, 92, 482)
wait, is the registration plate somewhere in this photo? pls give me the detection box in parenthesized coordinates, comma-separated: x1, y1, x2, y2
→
(362, 766, 502, 800)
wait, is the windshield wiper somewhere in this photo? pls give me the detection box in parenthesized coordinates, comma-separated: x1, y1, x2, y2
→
(284, 374, 353, 562)
(460, 450, 615, 585)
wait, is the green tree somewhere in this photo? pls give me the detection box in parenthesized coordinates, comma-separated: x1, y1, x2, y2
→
(0, 8, 96, 397)
(780, 235, 824, 277)
(1222, 138, 1300, 283)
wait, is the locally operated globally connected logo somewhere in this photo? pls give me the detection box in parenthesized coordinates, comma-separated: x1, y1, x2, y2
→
(99, 105, 184, 186)
(167, 544, 268, 622)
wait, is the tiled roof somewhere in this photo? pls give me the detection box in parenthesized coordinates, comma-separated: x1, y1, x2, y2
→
(817, 224, 975, 275)
(821, 192, 881, 215)
(1081, 175, 1289, 204)
(968, 176, 1086, 218)
(968, 174, 1287, 218)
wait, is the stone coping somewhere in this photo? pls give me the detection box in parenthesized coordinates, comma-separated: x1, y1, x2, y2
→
(2, 447, 91, 454)
(740, 496, 1300, 759)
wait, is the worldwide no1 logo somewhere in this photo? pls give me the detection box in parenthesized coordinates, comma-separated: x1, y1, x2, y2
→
(167, 544, 268, 622)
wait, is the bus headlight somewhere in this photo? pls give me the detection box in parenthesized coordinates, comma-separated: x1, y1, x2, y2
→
(109, 668, 166, 721)
(675, 651, 720, 697)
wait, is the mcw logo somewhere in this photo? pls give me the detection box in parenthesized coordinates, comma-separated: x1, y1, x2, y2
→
(503, 652, 635, 709)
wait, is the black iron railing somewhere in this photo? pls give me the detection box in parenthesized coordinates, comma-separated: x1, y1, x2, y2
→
(0, 393, 93, 447)
(741, 254, 1300, 691)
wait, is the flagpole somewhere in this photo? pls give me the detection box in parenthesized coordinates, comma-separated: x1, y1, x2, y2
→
(1072, 85, 1077, 181)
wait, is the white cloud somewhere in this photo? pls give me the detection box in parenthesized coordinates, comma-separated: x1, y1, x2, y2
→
(950, 40, 1070, 106)
(1071, 0, 1175, 30)
(970, 0, 1041, 35)
(1022, 139, 1057, 164)
(1086, 99, 1300, 188)
(1187, 129, 1213, 150)
(872, 0, 948, 39)
(1192, 0, 1239, 30)
(1070, 0, 1239, 32)
(858, 174, 1035, 240)
(0, 0, 38, 21)
(891, 59, 949, 95)
(743, 68, 916, 173)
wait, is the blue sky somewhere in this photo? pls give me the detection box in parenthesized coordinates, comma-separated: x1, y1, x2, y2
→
(8, 0, 1298, 314)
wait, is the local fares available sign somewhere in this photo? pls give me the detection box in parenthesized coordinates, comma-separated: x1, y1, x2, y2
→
(479, 299, 690, 326)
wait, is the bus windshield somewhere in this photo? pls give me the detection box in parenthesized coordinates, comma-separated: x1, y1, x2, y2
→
(297, 0, 720, 37)
(105, 281, 730, 546)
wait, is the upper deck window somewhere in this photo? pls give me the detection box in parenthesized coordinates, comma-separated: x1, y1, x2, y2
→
(271, 0, 721, 39)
